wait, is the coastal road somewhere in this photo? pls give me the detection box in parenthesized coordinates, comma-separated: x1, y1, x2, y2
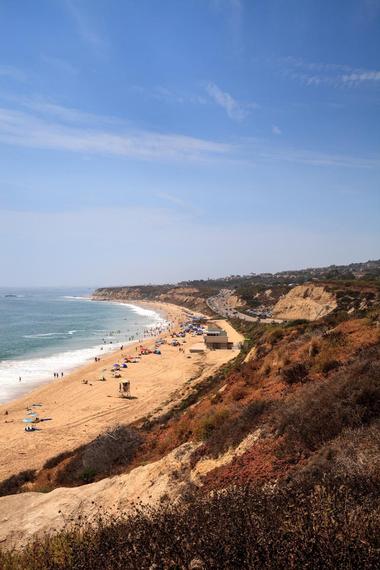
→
(207, 289, 282, 324)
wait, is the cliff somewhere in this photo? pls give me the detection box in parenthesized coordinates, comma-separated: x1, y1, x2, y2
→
(93, 285, 213, 314)
(272, 284, 337, 321)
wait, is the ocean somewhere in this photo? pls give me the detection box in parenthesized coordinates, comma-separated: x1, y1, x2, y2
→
(0, 288, 167, 403)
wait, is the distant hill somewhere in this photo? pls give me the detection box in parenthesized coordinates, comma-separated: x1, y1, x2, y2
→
(93, 258, 380, 315)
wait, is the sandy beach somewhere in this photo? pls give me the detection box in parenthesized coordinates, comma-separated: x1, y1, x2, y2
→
(0, 301, 243, 482)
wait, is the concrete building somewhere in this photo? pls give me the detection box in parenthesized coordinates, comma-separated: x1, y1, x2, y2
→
(204, 323, 233, 350)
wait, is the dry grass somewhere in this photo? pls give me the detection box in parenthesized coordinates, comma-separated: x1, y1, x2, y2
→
(1, 481, 378, 569)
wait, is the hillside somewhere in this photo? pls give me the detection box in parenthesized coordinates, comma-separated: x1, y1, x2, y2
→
(93, 259, 380, 317)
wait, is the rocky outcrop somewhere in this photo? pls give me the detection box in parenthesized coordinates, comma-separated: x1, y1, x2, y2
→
(272, 285, 337, 321)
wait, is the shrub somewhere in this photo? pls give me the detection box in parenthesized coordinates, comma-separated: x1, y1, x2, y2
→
(277, 350, 380, 452)
(79, 467, 97, 483)
(43, 450, 75, 470)
(267, 327, 284, 344)
(81, 425, 143, 474)
(293, 421, 380, 490)
(202, 400, 271, 456)
(309, 339, 320, 357)
(195, 409, 230, 441)
(285, 319, 309, 327)
(0, 469, 36, 497)
(323, 330, 346, 346)
(1, 483, 378, 569)
(231, 386, 247, 401)
(210, 391, 223, 404)
(56, 425, 143, 485)
(281, 362, 309, 384)
(320, 358, 340, 374)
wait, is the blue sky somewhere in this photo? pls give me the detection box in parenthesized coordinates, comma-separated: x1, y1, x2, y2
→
(0, 0, 379, 286)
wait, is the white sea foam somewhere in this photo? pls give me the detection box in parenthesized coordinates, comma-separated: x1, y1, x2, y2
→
(0, 300, 170, 403)
(24, 332, 65, 339)
(0, 343, 118, 404)
(63, 295, 89, 300)
(23, 330, 81, 339)
(116, 302, 168, 326)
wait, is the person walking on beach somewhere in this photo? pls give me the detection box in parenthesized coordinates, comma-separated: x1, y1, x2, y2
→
(61, 372, 64, 378)
(19, 376, 21, 382)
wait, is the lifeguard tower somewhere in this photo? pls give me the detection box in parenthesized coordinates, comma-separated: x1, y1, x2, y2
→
(119, 380, 131, 398)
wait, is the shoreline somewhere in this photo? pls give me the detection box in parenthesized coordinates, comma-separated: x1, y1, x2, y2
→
(0, 300, 169, 406)
(0, 301, 243, 481)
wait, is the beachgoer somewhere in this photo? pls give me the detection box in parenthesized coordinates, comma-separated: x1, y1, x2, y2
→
(61, 372, 64, 378)
(19, 376, 21, 382)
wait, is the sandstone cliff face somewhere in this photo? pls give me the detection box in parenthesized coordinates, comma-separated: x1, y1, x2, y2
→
(0, 443, 199, 549)
(272, 284, 337, 321)
(93, 286, 210, 314)
(0, 431, 263, 550)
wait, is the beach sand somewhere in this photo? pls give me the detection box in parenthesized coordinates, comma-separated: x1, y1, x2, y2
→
(0, 302, 243, 481)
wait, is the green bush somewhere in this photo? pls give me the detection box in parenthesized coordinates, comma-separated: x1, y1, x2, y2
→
(79, 467, 97, 483)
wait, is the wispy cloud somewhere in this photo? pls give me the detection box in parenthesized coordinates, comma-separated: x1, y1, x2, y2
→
(251, 145, 380, 169)
(279, 56, 380, 88)
(341, 70, 380, 84)
(14, 97, 119, 125)
(272, 125, 282, 135)
(206, 82, 258, 120)
(0, 105, 230, 162)
(0, 99, 378, 170)
(0, 65, 26, 82)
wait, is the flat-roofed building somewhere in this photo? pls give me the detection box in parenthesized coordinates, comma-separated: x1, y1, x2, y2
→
(204, 323, 233, 349)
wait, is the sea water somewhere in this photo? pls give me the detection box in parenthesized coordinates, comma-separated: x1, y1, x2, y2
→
(0, 287, 166, 403)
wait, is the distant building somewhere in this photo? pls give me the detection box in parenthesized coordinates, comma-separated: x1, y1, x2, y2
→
(204, 323, 233, 349)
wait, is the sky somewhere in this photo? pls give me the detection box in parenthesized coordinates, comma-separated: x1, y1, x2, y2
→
(0, 0, 379, 287)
